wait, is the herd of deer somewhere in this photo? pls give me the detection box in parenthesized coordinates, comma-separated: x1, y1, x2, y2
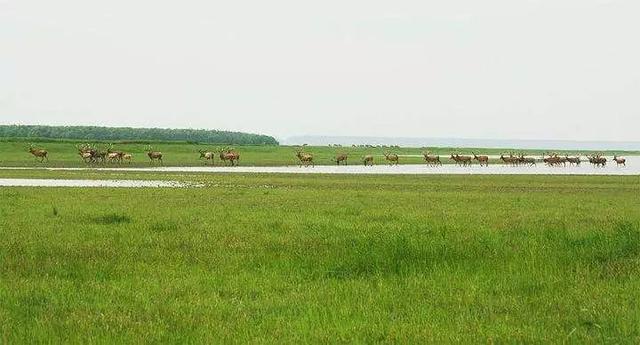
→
(293, 149, 629, 167)
(24, 144, 630, 168)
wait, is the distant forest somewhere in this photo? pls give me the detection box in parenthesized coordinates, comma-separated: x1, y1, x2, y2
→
(0, 125, 279, 145)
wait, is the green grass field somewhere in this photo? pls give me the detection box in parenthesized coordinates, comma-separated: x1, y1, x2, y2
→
(1, 171, 639, 343)
(2, 139, 637, 167)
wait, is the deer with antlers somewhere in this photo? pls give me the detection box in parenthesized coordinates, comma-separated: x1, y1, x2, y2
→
(295, 149, 314, 167)
(565, 155, 581, 166)
(472, 152, 489, 167)
(383, 152, 399, 166)
(500, 154, 520, 166)
(613, 155, 626, 166)
(422, 152, 442, 166)
(28, 144, 48, 163)
(145, 145, 163, 165)
(450, 154, 472, 166)
(218, 147, 240, 166)
(587, 154, 606, 168)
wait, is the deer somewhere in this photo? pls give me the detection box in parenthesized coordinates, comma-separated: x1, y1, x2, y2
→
(122, 153, 133, 164)
(334, 153, 348, 165)
(422, 152, 442, 166)
(218, 148, 240, 166)
(145, 146, 163, 164)
(613, 155, 626, 166)
(295, 149, 314, 167)
(28, 144, 48, 163)
(500, 154, 519, 166)
(472, 152, 489, 167)
(565, 155, 581, 166)
(518, 155, 536, 166)
(106, 144, 125, 164)
(450, 154, 471, 166)
(198, 149, 215, 165)
(383, 152, 399, 166)
(587, 154, 606, 168)
(363, 155, 374, 166)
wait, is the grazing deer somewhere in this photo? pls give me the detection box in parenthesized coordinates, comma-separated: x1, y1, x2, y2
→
(219, 148, 240, 166)
(450, 154, 472, 166)
(145, 146, 163, 164)
(613, 155, 626, 166)
(198, 150, 215, 165)
(472, 152, 489, 167)
(295, 150, 314, 167)
(122, 154, 132, 164)
(28, 144, 48, 163)
(334, 153, 348, 165)
(383, 152, 399, 166)
(423, 152, 442, 166)
(363, 155, 374, 166)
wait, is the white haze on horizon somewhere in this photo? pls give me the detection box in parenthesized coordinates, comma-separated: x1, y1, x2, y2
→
(1, 0, 639, 142)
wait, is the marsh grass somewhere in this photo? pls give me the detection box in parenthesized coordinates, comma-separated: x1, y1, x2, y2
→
(0, 172, 639, 343)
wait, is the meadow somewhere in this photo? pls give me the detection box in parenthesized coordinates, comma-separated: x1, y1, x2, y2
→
(2, 138, 638, 167)
(1, 171, 639, 343)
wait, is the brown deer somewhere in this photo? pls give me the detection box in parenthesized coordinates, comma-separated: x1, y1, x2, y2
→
(219, 148, 240, 166)
(565, 155, 581, 166)
(422, 152, 442, 166)
(363, 155, 374, 166)
(472, 152, 489, 167)
(500, 154, 519, 166)
(450, 154, 472, 166)
(106, 144, 125, 164)
(198, 150, 215, 165)
(145, 146, 163, 164)
(613, 155, 626, 166)
(122, 154, 133, 164)
(334, 153, 348, 165)
(383, 152, 399, 166)
(28, 144, 48, 163)
(518, 155, 536, 166)
(587, 154, 606, 168)
(295, 150, 314, 167)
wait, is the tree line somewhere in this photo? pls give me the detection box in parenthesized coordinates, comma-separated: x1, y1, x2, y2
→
(0, 125, 279, 145)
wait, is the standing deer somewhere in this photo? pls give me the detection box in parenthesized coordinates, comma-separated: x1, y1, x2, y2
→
(363, 155, 374, 166)
(28, 144, 48, 163)
(565, 155, 581, 166)
(334, 153, 348, 165)
(500, 154, 520, 166)
(613, 155, 626, 166)
(145, 146, 163, 165)
(199, 150, 215, 165)
(472, 152, 489, 167)
(218, 148, 240, 166)
(122, 154, 133, 164)
(422, 152, 442, 166)
(383, 152, 399, 166)
(295, 150, 314, 167)
(450, 154, 472, 166)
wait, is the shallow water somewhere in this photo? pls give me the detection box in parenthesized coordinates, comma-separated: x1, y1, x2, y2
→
(1, 156, 638, 176)
(0, 179, 190, 188)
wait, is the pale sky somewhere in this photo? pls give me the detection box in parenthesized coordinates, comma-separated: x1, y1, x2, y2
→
(1, 0, 639, 141)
